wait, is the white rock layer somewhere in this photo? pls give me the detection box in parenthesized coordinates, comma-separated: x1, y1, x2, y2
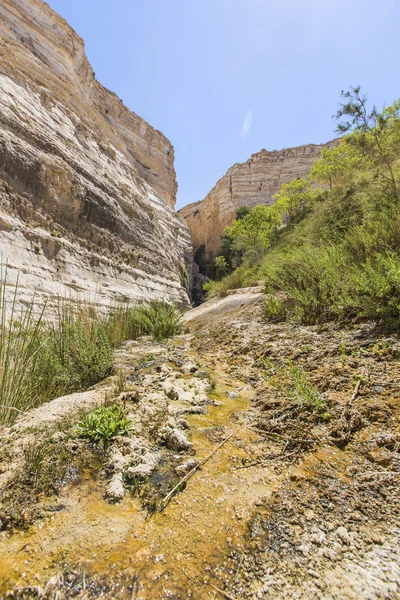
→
(0, 0, 192, 308)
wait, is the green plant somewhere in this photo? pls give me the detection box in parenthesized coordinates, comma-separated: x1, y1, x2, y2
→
(179, 263, 190, 294)
(287, 364, 325, 409)
(127, 300, 184, 341)
(0, 277, 184, 426)
(0, 265, 46, 426)
(263, 295, 286, 321)
(76, 404, 130, 446)
(262, 358, 325, 412)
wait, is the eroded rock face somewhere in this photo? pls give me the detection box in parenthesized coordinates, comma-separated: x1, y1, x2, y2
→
(179, 141, 338, 259)
(0, 0, 192, 308)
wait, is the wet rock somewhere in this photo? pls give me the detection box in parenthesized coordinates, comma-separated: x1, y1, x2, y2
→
(175, 459, 197, 476)
(158, 425, 193, 452)
(174, 406, 207, 416)
(180, 362, 198, 374)
(127, 462, 155, 478)
(106, 473, 124, 502)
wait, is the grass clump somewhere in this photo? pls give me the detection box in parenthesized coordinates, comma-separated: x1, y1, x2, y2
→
(76, 404, 130, 446)
(262, 358, 325, 412)
(0, 281, 183, 427)
(128, 299, 184, 340)
(286, 364, 325, 410)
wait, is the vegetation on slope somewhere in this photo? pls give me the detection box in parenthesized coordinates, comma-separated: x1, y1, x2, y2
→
(204, 88, 400, 329)
(0, 270, 183, 427)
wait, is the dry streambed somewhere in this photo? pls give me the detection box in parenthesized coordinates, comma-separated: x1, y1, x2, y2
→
(0, 334, 277, 599)
(1, 292, 400, 600)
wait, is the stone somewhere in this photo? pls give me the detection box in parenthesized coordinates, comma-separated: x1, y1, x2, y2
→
(0, 0, 192, 311)
(105, 472, 124, 502)
(127, 462, 155, 478)
(158, 425, 193, 452)
(179, 140, 339, 260)
(175, 459, 197, 476)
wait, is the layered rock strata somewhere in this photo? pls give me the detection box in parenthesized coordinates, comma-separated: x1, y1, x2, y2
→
(179, 140, 338, 259)
(0, 0, 191, 309)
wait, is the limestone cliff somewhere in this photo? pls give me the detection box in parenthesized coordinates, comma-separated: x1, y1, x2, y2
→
(0, 0, 192, 309)
(179, 141, 338, 259)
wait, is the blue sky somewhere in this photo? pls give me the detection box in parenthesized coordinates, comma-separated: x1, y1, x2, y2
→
(47, 0, 400, 209)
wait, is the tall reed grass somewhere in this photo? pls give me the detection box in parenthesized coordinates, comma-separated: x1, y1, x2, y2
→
(0, 269, 183, 427)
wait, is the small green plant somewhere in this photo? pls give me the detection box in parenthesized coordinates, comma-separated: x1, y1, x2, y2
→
(76, 404, 131, 446)
(339, 342, 348, 363)
(287, 364, 325, 409)
(262, 357, 325, 412)
(263, 294, 286, 321)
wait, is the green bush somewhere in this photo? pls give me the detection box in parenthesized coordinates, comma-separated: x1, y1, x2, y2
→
(203, 264, 260, 298)
(76, 404, 131, 446)
(263, 295, 287, 321)
(206, 91, 400, 330)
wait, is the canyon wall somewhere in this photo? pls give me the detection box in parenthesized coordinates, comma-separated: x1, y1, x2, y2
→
(0, 0, 192, 310)
(179, 141, 338, 259)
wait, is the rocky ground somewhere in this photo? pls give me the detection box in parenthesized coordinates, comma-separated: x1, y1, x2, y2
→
(190, 293, 400, 600)
(0, 291, 399, 599)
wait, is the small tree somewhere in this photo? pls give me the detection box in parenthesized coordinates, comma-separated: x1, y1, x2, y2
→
(214, 255, 229, 280)
(335, 86, 400, 198)
(310, 144, 360, 189)
(273, 178, 314, 224)
(228, 204, 281, 262)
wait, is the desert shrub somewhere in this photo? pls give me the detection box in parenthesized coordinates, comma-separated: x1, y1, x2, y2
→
(263, 295, 287, 321)
(343, 252, 400, 326)
(203, 264, 260, 297)
(265, 245, 348, 324)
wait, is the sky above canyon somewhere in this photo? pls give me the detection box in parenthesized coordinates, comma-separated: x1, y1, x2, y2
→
(48, 0, 400, 209)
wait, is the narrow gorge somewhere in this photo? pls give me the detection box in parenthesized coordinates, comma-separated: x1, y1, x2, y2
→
(0, 2, 399, 600)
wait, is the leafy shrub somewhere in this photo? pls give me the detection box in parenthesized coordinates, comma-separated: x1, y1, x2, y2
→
(263, 295, 287, 321)
(206, 90, 400, 330)
(76, 404, 130, 445)
(203, 264, 260, 297)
